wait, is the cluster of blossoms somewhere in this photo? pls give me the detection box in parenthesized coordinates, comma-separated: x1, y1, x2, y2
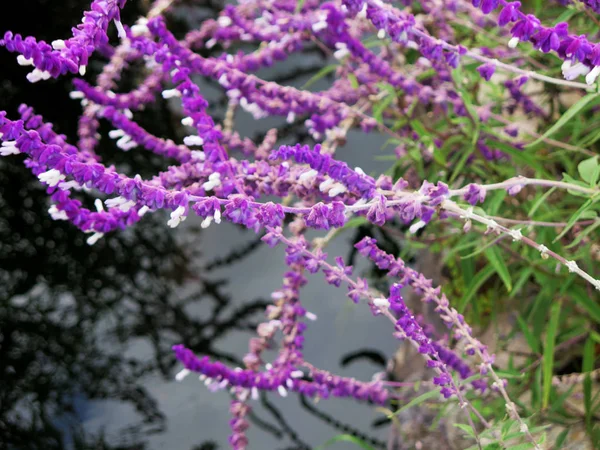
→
(2, 0, 599, 448)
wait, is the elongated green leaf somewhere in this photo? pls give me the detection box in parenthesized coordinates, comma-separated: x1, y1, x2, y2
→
(484, 247, 512, 292)
(510, 267, 533, 299)
(341, 217, 369, 230)
(316, 434, 375, 450)
(570, 286, 600, 324)
(516, 313, 540, 354)
(527, 93, 600, 148)
(565, 219, 600, 249)
(374, 95, 394, 124)
(461, 236, 504, 259)
(528, 187, 556, 218)
(302, 64, 337, 88)
(554, 429, 569, 449)
(388, 389, 440, 417)
(348, 73, 359, 89)
(553, 198, 597, 242)
(459, 265, 495, 313)
(543, 301, 562, 408)
(576, 127, 600, 148)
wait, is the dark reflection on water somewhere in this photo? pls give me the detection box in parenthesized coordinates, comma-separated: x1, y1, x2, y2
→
(0, 2, 399, 449)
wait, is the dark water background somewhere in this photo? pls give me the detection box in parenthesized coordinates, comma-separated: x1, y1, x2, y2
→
(0, 2, 402, 448)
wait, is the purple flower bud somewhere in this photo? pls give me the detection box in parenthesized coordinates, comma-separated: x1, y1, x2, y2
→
(477, 63, 496, 81)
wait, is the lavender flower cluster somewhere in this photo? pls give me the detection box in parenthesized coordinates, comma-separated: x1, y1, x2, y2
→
(1, 0, 599, 448)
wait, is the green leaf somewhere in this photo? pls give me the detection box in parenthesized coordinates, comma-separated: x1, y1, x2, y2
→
(461, 236, 504, 259)
(507, 443, 534, 450)
(526, 93, 600, 148)
(562, 173, 594, 197)
(340, 217, 369, 230)
(348, 73, 359, 89)
(543, 301, 562, 409)
(295, 0, 306, 13)
(528, 187, 556, 218)
(373, 94, 394, 124)
(516, 313, 541, 354)
(450, 146, 475, 183)
(458, 265, 495, 313)
(302, 64, 337, 88)
(565, 219, 600, 249)
(576, 127, 600, 148)
(316, 434, 375, 450)
(510, 267, 533, 299)
(554, 429, 569, 449)
(508, 442, 533, 450)
(453, 423, 476, 438)
(501, 419, 517, 438)
(388, 389, 440, 417)
(553, 198, 597, 242)
(484, 247, 512, 292)
(570, 285, 600, 324)
(578, 156, 600, 185)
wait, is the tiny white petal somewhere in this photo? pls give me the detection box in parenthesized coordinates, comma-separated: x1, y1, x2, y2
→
(319, 178, 334, 192)
(38, 169, 65, 187)
(17, 55, 33, 66)
(328, 184, 347, 197)
(217, 16, 232, 27)
(48, 205, 69, 220)
(191, 150, 206, 160)
(162, 89, 181, 99)
(175, 368, 191, 381)
(373, 297, 390, 309)
(183, 135, 204, 146)
(108, 129, 126, 139)
(86, 232, 104, 246)
(311, 21, 327, 32)
(131, 23, 149, 36)
(51, 39, 66, 50)
(409, 220, 426, 234)
(305, 311, 317, 321)
(298, 169, 318, 182)
(586, 66, 600, 85)
(114, 20, 126, 39)
(508, 37, 519, 49)
(201, 216, 213, 228)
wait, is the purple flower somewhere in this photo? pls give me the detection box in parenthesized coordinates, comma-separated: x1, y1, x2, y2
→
(477, 63, 496, 81)
(473, 0, 500, 14)
(498, 2, 521, 27)
(463, 184, 486, 205)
